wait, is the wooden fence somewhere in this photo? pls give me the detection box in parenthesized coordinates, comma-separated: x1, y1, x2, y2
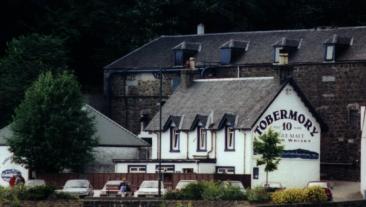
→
(38, 173, 251, 191)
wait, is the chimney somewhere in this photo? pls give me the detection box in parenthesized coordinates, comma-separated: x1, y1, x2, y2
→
(197, 23, 205, 35)
(181, 62, 195, 89)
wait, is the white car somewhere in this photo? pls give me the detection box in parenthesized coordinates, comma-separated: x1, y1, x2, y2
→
(61, 179, 93, 198)
(25, 179, 46, 187)
(175, 180, 197, 191)
(134, 180, 166, 197)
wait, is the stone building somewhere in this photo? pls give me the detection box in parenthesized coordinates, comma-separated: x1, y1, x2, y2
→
(104, 26, 366, 180)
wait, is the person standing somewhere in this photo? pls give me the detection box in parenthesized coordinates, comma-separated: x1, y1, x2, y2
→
(9, 175, 16, 188)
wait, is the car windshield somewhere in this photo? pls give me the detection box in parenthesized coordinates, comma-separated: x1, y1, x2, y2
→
(265, 182, 282, 188)
(308, 182, 328, 188)
(140, 181, 160, 188)
(228, 181, 244, 189)
(64, 180, 89, 188)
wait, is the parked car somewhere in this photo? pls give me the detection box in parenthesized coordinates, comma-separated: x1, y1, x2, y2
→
(61, 179, 93, 198)
(307, 181, 333, 201)
(25, 179, 46, 187)
(134, 180, 166, 197)
(175, 180, 197, 191)
(263, 182, 284, 192)
(100, 180, 132, 197)
(220, 180, 246, 193)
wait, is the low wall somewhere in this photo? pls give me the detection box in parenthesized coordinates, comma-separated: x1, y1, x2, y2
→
(83, 199, 366, 207)
(0, 200, 82, 207)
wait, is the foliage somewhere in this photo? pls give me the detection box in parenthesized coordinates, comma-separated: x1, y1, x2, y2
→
(246, 187, 271, 203)
(0, 185, 77, 205)
(7, 71, 98, 173)
(253, 128, 284, 185)
(164, 181, 245, 201)
(271, 187, 327, 204)
(303, 186, 328, 203)
(271, 188, 306, 204)
(0, 34, 68, 127)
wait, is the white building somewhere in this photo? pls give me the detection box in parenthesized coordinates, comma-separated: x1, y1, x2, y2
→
(0, 105, 148, 187)
(114, 76, 327, 188)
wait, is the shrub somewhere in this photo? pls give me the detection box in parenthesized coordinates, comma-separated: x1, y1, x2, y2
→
(272, 188, 305, 204)
(179, 182, 205, 200)
(164, 191, 183, 200)
(201, 181, 223, 200)
(17, 185, 56, 200)
(303, 186, 327, 203)
(221, 185, 246, 200)
(246, 187, 270, 203)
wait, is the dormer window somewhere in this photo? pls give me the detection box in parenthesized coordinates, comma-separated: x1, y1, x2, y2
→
(323, 35, 351, 62)
(274, 47, 283, 63)
(197, 126, 207, 151)
(273, 38, 300, 64)
(173, 41, 201, 66)
(220, 40, 248, 65)
(325, 45, 335, 61)
(170, 127, 180, 152)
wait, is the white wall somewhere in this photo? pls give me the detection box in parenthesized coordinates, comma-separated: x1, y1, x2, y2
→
(251, 84, 321, 188)
(0, 146, 28, 187)
(216, 129, 245, 174)
(360, 106, 366, 197)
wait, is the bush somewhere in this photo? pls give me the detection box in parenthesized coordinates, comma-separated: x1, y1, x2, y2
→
(17, 185, 55, 200)
(164, 181, 246, 201)
(303, 186, 327, 203)
(272, 188, 305, 204)
(271, 187, 327, 204)
(246, 187, 270, 203)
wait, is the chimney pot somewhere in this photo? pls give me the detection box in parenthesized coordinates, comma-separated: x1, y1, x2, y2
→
(197, 23, 205, 35)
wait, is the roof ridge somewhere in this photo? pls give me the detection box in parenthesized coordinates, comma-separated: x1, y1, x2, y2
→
(85, 105, 145, 144)
(194, 77, 274, 82)
(160, 26, 366, 38)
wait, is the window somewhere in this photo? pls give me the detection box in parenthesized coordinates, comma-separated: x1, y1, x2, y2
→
(349, 108, 359, 127)
(156, 165, 175, 173)
(220, 48, 232, 64)
(170, 127, 180, 152)
(183, 168, 194, 173)
(274, 47, 282, 63)
(128, 165, 146, 173)
(216, 166, 235, 174)
(225, 127, 235, 151)
(174, 50, 184, 66)
(197, 127, 207, 151)
(325, 45, 335, 61)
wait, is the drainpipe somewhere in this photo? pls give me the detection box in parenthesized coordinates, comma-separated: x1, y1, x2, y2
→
(207, 130, 214, 158)
(186, 131, 189, 159)
(243, 130, 246, 174)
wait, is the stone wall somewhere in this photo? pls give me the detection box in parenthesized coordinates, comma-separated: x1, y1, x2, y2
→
(106, 62, 366, 180)
(0, 200, 82, 207)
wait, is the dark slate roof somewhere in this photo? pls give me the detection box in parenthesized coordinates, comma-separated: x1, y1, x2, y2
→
(145, 77, 327, 132)
(105, 26, 366, 70)
(85, 105, 149, 147)
(0, 105, 149, 147)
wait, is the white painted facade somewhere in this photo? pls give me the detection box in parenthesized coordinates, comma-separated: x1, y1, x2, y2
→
(0, 146, 28, 187)
(115, 83, 322, 188)
(360, 106, 366, 197)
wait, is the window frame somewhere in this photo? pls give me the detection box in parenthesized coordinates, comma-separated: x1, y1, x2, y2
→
(197, 127, 207, 152)
(155, 165, 175, 173)
(128, 165, 147, 173)
(225, 126, 235, 151)
(170, 127, 180, 152)
(273, 47, 283, 63)
(216, 166, 235, 174)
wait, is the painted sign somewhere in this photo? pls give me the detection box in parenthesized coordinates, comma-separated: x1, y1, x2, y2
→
(1, 169, 20, 182)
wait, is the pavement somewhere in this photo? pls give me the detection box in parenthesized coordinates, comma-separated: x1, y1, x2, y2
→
(326, 181, 363, 201)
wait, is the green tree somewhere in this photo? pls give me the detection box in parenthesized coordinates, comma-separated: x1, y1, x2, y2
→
(7, 71, 97, 173)
(0, 34, 68, 128)
(253, 128, 284, 187)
